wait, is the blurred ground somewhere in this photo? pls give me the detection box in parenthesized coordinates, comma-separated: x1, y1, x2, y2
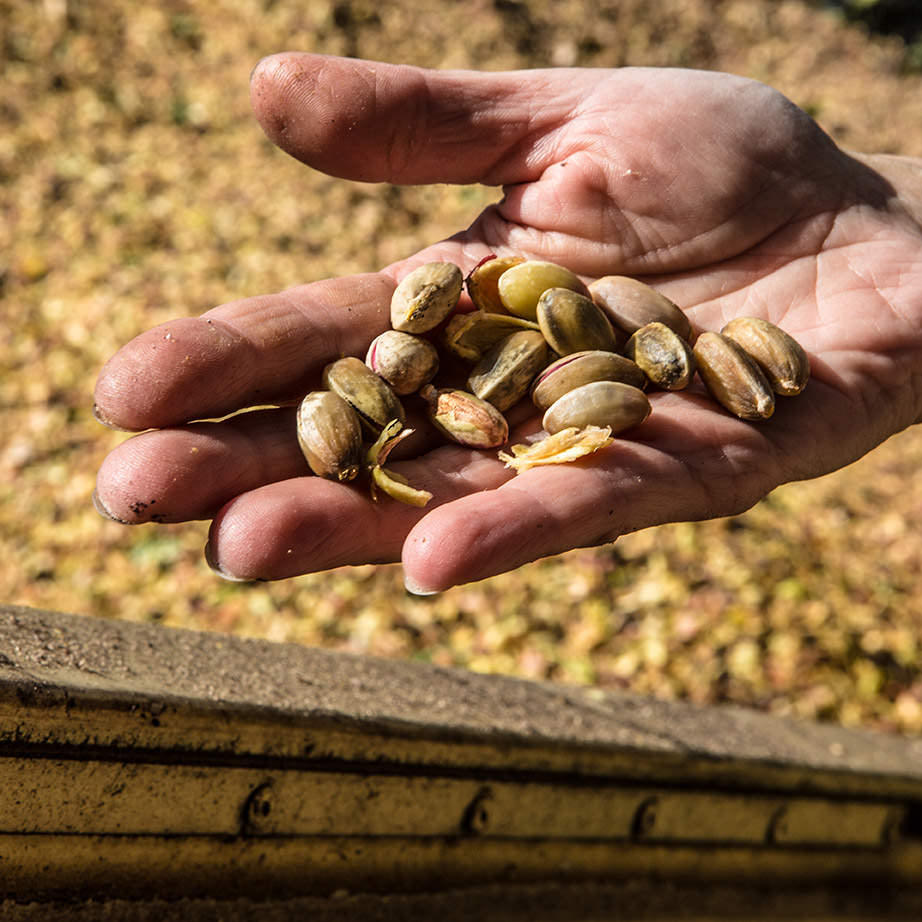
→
(2, 0, 922, 734)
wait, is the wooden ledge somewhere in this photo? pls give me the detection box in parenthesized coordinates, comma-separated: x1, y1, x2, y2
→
(0, 603, 920, 910)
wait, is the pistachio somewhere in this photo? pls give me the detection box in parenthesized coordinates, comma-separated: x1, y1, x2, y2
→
(442, 310, 542, 363)
(542, 380, 651, 435)
(465, 255, 526, 313)
(499, 426, 615, 472)
(323, 356, 406, 436)
(420, 385, 509, 449)
(625, 321, 696, 391)
(467, 330, 549, 412)
(531, 350, 646, 411)
(693, 332, 775, 420)
(588, 275, 692, 340)
(365, 330, 439, 395)
(296, 390, 363, 482)
(497, 260, 590, 321)
(536, 287, 621, 355)
(390, 261, 463, 333)
(721, 316, 810, 396)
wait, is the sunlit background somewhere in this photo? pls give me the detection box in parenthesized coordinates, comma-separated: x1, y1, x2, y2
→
(3, 0, 921, 733)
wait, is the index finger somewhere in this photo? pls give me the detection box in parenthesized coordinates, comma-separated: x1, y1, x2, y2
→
(93, 272, 394, 432)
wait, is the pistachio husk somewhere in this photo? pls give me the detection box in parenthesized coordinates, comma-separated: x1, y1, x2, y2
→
(625, 321, 696, 390)
(296, 390, 363, 482)
(497, 260, 590, 321)
(721, 316, 810, 396)
(531, 350, 646, 411)
(542, 380, 651, 435)
(465, 255, 526, 313)
(420, 385, 509, 449)
(588, 275, 692, 340)
(366, 330, 439, 395)
(693, 332, 775, 420)
(390, 261, 463, 334)
(442, 311, 542, 363)
(323, 356, 406, 436)
(536, 287, 622, 355)
(467, 330, 549, 412)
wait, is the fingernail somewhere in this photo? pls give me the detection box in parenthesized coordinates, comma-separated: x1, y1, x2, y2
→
(404, 574, 440, 597)
(204, 541, 250, 583)
(92, 403, 131, 432)
(92, 488, 130, 524)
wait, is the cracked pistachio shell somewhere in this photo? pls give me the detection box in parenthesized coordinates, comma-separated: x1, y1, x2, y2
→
(720, 317, 810, 396)
(536, 287, 621, 355)
(442, 311, 542, 363)
(467, 330, 549, 412)
(497, 260, 590, 321)
(542, 380, 651, 435)
(465, 255, 526, 312)
(531, 350, 646, 411)
(390, 262, 463, 333)
(420, 385, 509, 449)
(625, 322, 696, 391)
(589, 275, 691, 340)
(296, 391, 363, 482)
(323, 356, 406, 435)
(693, 332, 775, 420)
(365, 330, 439, 395)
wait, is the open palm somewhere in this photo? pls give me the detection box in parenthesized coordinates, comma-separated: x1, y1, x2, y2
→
(94, 54, 922, 591)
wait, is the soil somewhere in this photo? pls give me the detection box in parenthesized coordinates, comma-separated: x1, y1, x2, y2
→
(2, 0, 922, 734)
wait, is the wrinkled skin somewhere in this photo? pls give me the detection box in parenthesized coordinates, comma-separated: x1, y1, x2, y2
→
(93, 54, 922, 592)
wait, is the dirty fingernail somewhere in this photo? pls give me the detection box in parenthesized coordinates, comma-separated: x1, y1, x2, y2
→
(204, 541, 250, 583)
(92, 488, 129, 524)
(404, 574, 440, 597)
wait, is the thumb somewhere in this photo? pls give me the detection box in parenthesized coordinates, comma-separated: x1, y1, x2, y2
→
(249, 52, 583, 186)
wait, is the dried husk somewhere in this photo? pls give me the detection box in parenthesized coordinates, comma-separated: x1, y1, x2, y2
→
(497, 260, 590, 321)
(366, 330, 439, 395)
(499, 426, 614, 472)
(390, 261, 463, 333)
(625, 321, 696, 390)
(296, 390, 363, 482)
(531, 350, 646, 411)
(323, 356, 406, 435)
(721, 316, 810, 396)
(589, 275, 692, 340)
(542, 380, 651, 435)
(693, 332, 775, 420)
(467, 330, 549, 412)
(536, 287, 621, 355)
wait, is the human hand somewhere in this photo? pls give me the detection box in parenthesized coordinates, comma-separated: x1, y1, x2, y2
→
(93, 54, 922, 592)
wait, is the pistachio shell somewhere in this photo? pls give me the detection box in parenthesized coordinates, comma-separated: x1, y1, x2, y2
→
(442, 311, 542, 363)
(589, 275, 692, 340)
(542, 380, 651, 435)
(497, 260, 590, 321)
(693, 332, 775, 420)
(390, 262, 463, 333)
(625, 322, 696, 390)
(465, 255, 526, 313)
(366, 330, 439, 395)
(467, 330, 549, 412)
(536, 287, 621, 355)
(296, 391, 363, 482)
(323, 356, 406, 435)
(531, 350, 646, 411)
(721, 317, 810, 396)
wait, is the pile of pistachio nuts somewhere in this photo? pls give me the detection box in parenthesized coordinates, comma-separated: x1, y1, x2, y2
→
(296, 257, 810, 506)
